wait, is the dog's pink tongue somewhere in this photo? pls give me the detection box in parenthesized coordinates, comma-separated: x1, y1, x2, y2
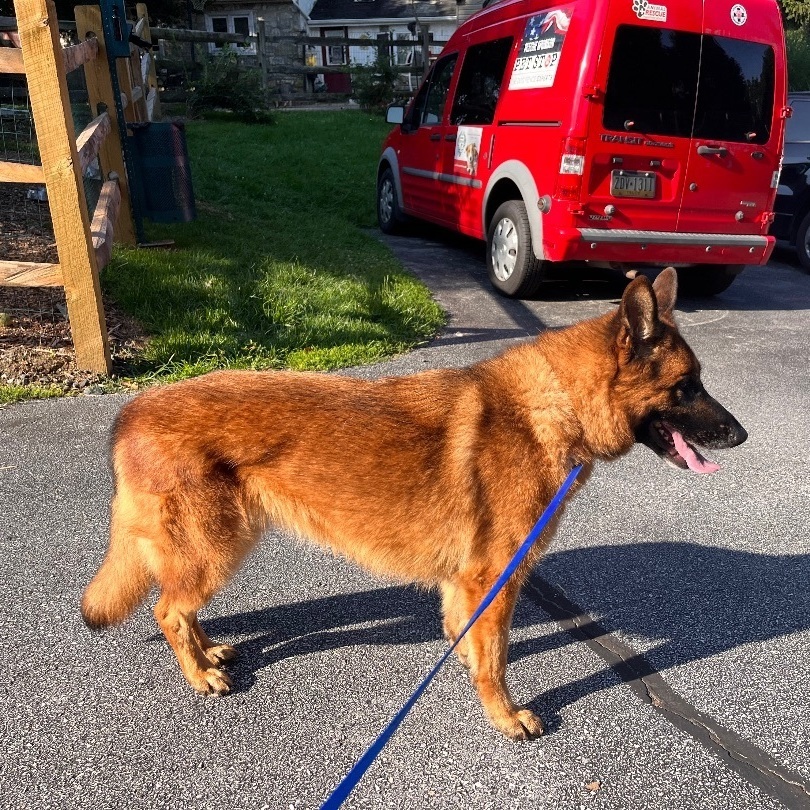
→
(671, 429, 721, 474)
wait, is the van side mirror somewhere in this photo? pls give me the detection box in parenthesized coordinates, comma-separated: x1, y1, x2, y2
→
(386, 105, 405, 125)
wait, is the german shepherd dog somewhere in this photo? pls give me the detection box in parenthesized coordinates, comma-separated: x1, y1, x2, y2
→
(82, 268, 746, 740)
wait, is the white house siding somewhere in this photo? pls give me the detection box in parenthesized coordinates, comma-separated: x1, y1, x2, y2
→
(306, 21, 456, 67)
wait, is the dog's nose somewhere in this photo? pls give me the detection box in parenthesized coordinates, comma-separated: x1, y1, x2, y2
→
(724, 420, 747, 447)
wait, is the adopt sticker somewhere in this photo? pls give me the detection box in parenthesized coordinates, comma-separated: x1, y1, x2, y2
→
(508, 6, 573, 91)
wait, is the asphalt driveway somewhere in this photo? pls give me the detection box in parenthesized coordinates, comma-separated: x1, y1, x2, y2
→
(1, 233, 808, 810)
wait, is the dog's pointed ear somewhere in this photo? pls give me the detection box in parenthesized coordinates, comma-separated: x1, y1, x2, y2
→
(617, 275, 659, 354)
(652, 267, 677, 317)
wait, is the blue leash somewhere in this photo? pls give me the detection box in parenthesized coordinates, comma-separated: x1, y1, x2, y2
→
(319, 464, 583, 810)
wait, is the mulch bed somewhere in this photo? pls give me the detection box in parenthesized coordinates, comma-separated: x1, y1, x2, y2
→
(0, 184, 148, 393)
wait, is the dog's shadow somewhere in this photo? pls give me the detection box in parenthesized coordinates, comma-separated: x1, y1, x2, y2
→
(201, 582, 445, 695)
(199, 542, 809, 729)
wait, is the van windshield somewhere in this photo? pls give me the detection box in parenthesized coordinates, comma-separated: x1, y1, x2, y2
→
(603, 25, 775, 144)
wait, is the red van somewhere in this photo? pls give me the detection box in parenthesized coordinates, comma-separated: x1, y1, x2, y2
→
(377, 0, 788, 297)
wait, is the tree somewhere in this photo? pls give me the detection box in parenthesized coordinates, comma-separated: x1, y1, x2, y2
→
(780, 0, 810, 30)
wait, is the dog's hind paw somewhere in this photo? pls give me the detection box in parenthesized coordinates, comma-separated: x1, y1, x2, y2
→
(205, 644, 237, 666)
(494, 708, 545, 741)
(193, 667, 233, 696)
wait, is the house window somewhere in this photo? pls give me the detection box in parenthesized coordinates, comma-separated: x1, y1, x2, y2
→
(206, 12, 256, 55)
(395, 33, 412, 66)
(324, 29, 347, 65)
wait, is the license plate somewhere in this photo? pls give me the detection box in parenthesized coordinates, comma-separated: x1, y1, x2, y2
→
(611, 170, 656, 199)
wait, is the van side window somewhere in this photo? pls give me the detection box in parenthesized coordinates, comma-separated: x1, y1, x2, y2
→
(604, 25, 775, 145)
(405, 54, 458, 131)
(450, 37, 513, 126)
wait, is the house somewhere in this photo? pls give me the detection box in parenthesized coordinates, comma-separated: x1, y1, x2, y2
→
(306, 0, 465, 92)
(196, 0, 483, 95)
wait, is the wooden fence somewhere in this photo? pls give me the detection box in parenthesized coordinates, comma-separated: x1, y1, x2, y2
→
(0, 0, 156, 373)
(148, 24, 446, 98)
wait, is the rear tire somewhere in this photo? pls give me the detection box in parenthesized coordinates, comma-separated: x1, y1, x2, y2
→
(486, 200, 545, 298)
(377, 167, 405, 235)
(675, 264, 742, 297)
(795, 211, 810, 272)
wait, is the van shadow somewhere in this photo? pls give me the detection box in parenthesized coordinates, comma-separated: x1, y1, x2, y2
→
(384, 224, 810, 319)
(203, 542, 809, 723)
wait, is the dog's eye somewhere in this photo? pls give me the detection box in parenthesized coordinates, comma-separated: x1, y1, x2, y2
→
(674, 378, 700, 402)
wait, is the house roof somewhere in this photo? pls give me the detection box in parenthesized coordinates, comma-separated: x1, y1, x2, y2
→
(309, 0, 459, 22)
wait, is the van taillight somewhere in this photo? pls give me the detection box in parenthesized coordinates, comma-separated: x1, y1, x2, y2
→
(555, 137, 586, 201)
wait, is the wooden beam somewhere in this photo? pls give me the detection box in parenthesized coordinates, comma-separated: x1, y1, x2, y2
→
(0, 159, 45, 183)
(91, 179, 121, 271)
(266, 34, 448, 48)
(270, 64, 421, 76)
(75, 111, 110, 174)
(0, 47, 25, 74)
(151, 26, 248, 46)
(60, 33, 98, 73)
(15, 0, 111, 373)
(75, 4, 136, 246)
(0, 260, 63, 287)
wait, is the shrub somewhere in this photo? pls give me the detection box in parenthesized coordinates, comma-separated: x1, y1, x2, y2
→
(187, 47, 272, 124)
(787, 28, 810, 91)
(350, 51, 402, 112)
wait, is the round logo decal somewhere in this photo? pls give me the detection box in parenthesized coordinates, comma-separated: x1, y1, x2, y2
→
(731, 4, 747, 25)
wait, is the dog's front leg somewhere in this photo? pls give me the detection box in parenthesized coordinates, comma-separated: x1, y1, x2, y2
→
(440, 581, 470, 668)
(455, 575, 544, 741)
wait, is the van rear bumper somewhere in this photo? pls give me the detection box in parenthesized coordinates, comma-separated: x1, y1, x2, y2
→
(559, 228, 774, 265)
(578, 229, 769, 247)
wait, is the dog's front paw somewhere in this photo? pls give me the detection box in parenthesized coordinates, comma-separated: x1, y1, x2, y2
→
(192, 667, 233, 696)
(205, 644, 237, 666)
(493, 708, 545, 741)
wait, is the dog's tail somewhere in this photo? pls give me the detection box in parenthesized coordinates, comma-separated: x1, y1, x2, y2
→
(81, 499, 152, 630)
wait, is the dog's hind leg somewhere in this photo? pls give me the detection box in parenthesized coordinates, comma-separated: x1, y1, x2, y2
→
(191, 616, 237, 667)
(154, 594, 233, 695)
(148, 485, 260, 695)
(454, 573, 544, 741)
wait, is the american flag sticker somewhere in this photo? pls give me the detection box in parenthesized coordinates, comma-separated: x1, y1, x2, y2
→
(508, 7, 573, 91)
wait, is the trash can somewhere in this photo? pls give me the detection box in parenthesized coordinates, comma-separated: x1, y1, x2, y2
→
(128, 121, 196, 224)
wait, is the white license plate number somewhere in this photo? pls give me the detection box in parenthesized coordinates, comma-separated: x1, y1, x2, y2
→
(611, 171, 656, 199)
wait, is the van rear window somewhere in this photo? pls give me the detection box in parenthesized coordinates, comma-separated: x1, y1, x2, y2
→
(604, 25, 775, 145)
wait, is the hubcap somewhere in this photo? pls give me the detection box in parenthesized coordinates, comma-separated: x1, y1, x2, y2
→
(379, 178, 394, 225)
(491, 216, 518, 282)
(803, 228, 810, 263)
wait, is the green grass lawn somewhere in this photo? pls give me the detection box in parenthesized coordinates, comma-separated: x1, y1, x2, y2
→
(105, 110, 445, 380)
(1, 111, 444, 403)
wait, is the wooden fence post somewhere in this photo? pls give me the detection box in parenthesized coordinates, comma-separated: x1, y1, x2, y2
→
(421, 25, 430, 79)
(257, 16, 267, 90)
(75, 4, 136, 246)
(15, 0, 111, 373)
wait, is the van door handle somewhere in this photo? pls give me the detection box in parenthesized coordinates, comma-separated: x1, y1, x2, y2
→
(697, 144, 729, 157)
(430, 133, 441, 141)
(445, 133, 457, 142)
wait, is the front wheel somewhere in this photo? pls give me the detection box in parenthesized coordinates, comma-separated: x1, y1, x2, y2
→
(795, 211, 810, 272)
(675, 264, 743, 297)
(486, 200, 545, 298)
(377, 167, 405, 235)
